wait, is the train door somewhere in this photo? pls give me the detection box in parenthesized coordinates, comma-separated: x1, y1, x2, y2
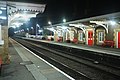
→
(88, 31, 93, 46)
(117, 32, 120, 48)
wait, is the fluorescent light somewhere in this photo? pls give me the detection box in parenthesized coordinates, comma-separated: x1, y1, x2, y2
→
(0, 16, 6, 19)
(0, 7, 6, 10)
(109, 21, 116, 25)
(48, 21, 52, 25)
(0, 10, 2, 14)
(63, 19, 66, 23)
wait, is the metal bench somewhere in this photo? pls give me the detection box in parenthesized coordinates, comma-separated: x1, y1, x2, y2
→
(72, 38, 78, 44)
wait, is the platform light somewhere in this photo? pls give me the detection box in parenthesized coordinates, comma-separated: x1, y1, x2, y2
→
(36, 24, 40, 27)
(38, 30, 43, 32)
(0, 10, 2, 14)
(31, 27, 33, 29)
(62, 26, 68, 30)
(109, 21, 116, 25)
(63, 19, 66, 23)
(27, 28, 29, 31)
(48, 21, 52, 25)
(0, 7, 6, 10)
(11, 26, 16, 29)
(47, 27, 55, 32)
(0, 16, 6, 19)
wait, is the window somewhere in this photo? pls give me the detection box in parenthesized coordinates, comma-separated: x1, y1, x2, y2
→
(70, 31, 74, 41)
(79, 32, 83, 41)
(98, 32, 104, 42)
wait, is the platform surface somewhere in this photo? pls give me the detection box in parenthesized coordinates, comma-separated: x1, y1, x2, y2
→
(0, 38, 73, 80)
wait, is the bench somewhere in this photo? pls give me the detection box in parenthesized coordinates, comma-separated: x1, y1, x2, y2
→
(102, 40, 114, 47)
(72, 38, 78, 44)
(57, 37, 63, 42)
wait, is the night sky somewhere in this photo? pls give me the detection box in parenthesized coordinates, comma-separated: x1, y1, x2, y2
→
(6, 0, 120, 26)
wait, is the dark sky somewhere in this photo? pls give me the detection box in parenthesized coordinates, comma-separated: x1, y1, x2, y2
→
(7, 0, 120, 26)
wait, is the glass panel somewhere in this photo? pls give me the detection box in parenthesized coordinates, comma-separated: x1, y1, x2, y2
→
(80, 32, 83, 41)
(98, 32, 104, 42)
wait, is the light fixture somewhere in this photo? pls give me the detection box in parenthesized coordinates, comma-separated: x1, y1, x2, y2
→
(0, 10, 2, 14)
(31, 27, 33, 29)
(36, 24, 40, 27)
(109, 21, 116, 25)
(63, 19, 66, 23)
(27, 28, 29, 31)
(0, 7, 6, 10)
(48, 21, 52, 25)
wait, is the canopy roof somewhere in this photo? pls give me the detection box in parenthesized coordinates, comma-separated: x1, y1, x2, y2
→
(0, 1, 46, 28)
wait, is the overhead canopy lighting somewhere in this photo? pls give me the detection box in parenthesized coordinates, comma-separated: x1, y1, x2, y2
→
(0, 7, 6, 10)
(109, 21, 117, 25)
(0, 10, 2, 14)
(0, 16, 6, 19)
(46, 27, 55, 32)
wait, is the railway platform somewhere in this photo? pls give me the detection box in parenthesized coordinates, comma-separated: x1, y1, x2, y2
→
(0, 38, 73, 80)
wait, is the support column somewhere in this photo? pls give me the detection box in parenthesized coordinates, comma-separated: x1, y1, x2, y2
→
(2, 26, 9, 64)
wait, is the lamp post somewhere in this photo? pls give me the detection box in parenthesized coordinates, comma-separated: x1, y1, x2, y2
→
(62, 18, 67, 42)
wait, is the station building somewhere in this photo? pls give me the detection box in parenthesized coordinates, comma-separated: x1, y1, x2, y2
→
(45, 12, 120, 48)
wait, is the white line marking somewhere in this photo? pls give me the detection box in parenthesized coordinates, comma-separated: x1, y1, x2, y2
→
(12, 38, 75, 80)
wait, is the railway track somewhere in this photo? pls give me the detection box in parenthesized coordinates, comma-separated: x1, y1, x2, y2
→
(14, 38, 120, 80)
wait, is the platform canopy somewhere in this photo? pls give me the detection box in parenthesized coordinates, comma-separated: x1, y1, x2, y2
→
(0, 1, 46, 28)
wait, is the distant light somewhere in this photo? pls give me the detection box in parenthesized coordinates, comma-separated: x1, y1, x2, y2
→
(11, 26, 16, 28)
(0, 7, 6, 10)
(0, 10, 2, 14)
(63, 19, 66, 23)
(36, 24, 40, 27)
(38, 30, 43, 32)
(109, 21, 116, 25)
(27, 28, 29, 31)
(31, 27, 33, 29)
(12, 22, 23, 27)
(23, 11, 28, 13)
(48, 21, 52, 25)
(14, 31, 17, 34)
(47, 28, 55, 32)
(0, 16, 6, 20)
(62, 26, 68, 29)
(35, 12, 39, 15)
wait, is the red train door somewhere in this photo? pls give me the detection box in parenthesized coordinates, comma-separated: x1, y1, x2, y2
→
(88, 31, 93, 46)
(118, 32, 120, 48)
